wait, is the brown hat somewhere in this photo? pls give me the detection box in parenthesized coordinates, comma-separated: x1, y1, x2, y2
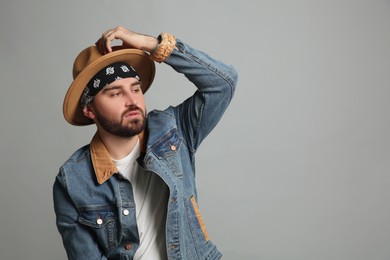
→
(63, 46, 155, 125)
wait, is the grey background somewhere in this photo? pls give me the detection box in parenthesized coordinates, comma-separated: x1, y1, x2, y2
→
(1, 0, 389, 259)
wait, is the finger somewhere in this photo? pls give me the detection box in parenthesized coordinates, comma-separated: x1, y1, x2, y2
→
(97, 27, 125, 53)
(94, 29, 110, 54)
(103, 31, 118, 53)
(104, 37, 113, 53)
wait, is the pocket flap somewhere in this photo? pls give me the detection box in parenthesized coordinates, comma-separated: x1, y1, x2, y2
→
(78, 205, 118, 228)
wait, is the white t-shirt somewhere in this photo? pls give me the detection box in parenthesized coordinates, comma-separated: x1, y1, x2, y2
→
(113, 139, 169, 260)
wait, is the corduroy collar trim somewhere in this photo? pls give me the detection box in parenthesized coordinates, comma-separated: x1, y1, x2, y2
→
(89, 130, 147, 184)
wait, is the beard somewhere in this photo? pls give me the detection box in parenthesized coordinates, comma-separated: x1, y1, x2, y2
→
(95, 106, 147, 137)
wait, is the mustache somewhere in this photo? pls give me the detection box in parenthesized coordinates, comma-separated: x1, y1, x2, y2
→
(122, 105, 144, 118)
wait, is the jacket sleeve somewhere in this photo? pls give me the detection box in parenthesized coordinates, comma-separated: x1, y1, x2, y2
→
(53, 171, 107, 260)
(163, 38, 238, 152)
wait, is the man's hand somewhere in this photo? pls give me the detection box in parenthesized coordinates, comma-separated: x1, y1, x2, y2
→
(95, 26, 159, 54)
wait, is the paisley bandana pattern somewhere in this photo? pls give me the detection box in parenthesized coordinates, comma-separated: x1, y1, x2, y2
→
(80, 62, 140, 108)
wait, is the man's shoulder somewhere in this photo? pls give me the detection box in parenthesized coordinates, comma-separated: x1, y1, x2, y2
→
(56, 144, 94, 185)
(148, 106, 175, 117)
(147, 107, 178, 138)
(62, 144, 91, 168)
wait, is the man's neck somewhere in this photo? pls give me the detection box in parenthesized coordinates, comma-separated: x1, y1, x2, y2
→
(97, 128, 139, 160)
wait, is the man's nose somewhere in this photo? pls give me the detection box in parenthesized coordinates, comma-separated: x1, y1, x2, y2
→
(124, 92, 137, 106)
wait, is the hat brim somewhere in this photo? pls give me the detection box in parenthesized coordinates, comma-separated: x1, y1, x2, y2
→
(63, 47, 155, 126)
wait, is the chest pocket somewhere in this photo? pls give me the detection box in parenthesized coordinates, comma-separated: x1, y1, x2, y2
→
(151, 129, 184, 177)
(78, 205, 119, 251)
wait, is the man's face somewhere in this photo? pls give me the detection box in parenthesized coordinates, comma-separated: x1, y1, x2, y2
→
(88, 77, 147, 137)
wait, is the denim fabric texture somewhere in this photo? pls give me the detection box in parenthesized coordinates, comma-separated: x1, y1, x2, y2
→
(53, 38, 238, 260)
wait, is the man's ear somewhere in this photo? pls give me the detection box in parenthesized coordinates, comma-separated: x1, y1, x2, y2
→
(82, 105, 96, 120)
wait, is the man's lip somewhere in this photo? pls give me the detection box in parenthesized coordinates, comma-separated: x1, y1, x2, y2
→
(124, 110, 141, 118)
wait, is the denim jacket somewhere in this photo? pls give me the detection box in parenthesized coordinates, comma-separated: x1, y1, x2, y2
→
(53, 38, 238, 260)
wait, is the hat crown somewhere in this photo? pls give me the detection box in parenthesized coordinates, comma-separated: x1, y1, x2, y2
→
(72, 46, 102, 79)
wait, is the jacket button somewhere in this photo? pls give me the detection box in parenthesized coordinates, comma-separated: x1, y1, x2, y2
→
(123, 209, 129, 216)
(124, 243, 132, 250)
(170, 145, 176, 151)
(96, 218, 103, 225)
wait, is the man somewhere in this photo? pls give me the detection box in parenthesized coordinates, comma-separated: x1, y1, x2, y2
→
(53, 26, 238, 260)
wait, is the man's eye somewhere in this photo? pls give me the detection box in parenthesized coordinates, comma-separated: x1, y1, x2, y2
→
(111, 92, 121, 97)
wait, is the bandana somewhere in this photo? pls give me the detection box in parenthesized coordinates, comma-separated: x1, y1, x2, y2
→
(80, 62, 141, 108)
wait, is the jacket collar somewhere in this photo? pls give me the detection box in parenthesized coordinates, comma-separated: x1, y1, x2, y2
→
(90, 130, 147, 184)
